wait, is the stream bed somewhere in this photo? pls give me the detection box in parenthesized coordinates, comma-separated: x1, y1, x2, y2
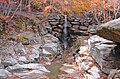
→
(46, 61, 66, 79)
(45, 38, 87, 79)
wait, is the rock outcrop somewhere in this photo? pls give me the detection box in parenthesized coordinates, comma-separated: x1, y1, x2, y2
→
(89, 18, 120, 77)
(60, 44, 107, 79)
(88, 35, 120, 74)
(96, 18, 120, 43)
(0, 31, 62, 78)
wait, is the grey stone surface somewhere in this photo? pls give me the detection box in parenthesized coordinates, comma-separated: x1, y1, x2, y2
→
(71, 21, 80, 25)
(6, 63, 50, 73)
(43, 43, 62, 54)
(0, 46, 15, 55)
(49, 21, 59, 26)
(1, 56, 18, 66)
(78, 26, 88, 31)
(44, 34, 59, 43)
(88, 35, 120, 74)
(87, 25, 97, 34)
(43, 34, 62, 54)
(0, 69, 12, 79)
(28, 48, 40, 62)
(18, 56, 28, 63)
(14, 43, 26, 56)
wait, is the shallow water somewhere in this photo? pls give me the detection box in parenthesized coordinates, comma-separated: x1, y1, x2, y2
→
(46, 61, 66, 79)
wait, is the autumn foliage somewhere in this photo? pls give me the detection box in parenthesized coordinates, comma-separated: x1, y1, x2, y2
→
(32, 0, 119, 16)
(0, 0, 119, 23)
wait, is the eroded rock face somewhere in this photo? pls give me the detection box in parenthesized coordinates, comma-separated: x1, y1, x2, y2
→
(88, 35, 120, 74)
(60, 45, 106, 79)
(0, 69, 12, 79)
(0, 30, 62, 78)
(43, 34, 63, 54)
(96, 18, 120, 43)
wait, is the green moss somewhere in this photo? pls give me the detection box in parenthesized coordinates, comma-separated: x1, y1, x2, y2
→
(71, 39, 85, 53)
(17, 20, 25, 29)
(16, 36, 29, 42)
(74, 39, 81, 48)
(0, 31, 6, 35)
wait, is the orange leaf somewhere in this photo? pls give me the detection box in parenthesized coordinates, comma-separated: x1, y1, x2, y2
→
(43, 0, 47, 3)
(44, 5, 53, 12)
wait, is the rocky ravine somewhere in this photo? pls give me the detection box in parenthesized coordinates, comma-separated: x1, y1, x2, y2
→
(0, 30, 63, 79)
(0, 14, 120, 79)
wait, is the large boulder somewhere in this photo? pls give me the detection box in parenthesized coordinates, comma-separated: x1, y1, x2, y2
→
(0, 69, 12, 79)
(43, 34, 62, 54)
(88, 35, 120, 74)
(96, 18, 120, 43)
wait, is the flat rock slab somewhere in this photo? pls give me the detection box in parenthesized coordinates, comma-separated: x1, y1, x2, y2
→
(96, 18, 120, 43)
(0, 69, 12, 79)
(6, 63, 50, 73)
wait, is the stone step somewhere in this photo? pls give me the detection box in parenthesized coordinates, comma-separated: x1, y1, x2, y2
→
(78, 26, 88, 31)
(49, 21, 59, 26)
(71, 21, 80, 25)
